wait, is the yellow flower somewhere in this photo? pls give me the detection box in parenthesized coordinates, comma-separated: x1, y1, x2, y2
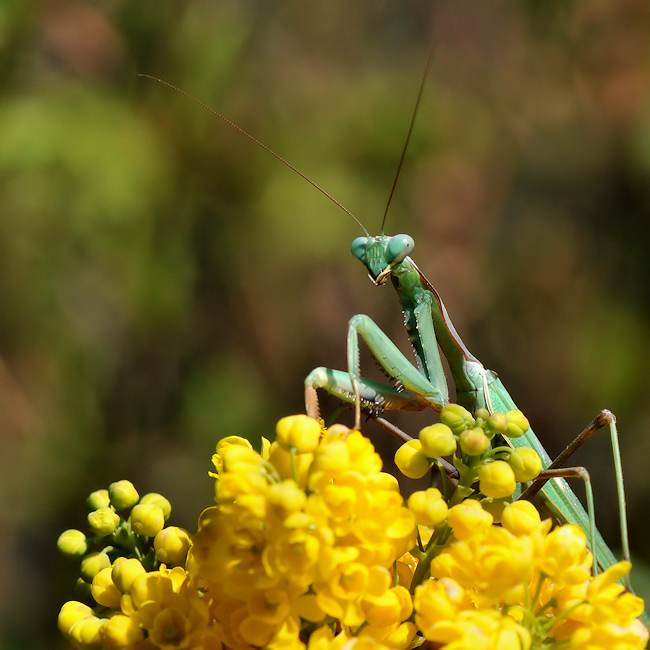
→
(419, 423, 457, 457)
(440, 403, 476, 434)
(458, 427, 490, 456)
(508, 447, 542, 482)
(111, 558, 146, 594)
(154, 526, 192, 566)
(57, 601, 95, 640)
(276, 414, 321, 453)
(100, 614, 144, 649)
(67, 615, 104, 649)
(501, 500, 542, 536)
(394, 439, 431, 479)
(407, 488, 448, 527)
(446, 499, 493, 541)
(505, 409, 530, 438)
(478, 460, 516, 499)
(91, 567, 122, 609)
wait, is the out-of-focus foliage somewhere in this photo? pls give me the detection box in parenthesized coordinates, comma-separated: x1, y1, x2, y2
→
(1, 1, 650, 647)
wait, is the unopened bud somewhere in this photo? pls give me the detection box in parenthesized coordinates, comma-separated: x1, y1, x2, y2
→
(509, 447, 542, 482)
(109, 480, 139, 510)
(87, 507, 120, 537)
(68, 616, 104, 647)
(485, 412, 508, 438)
(58, 601, 93, 639)
(440, 403, 475, 434)
(419, 423, 457, 457)
(505, 410, 530, 438)
(394, 440, 432, 479)
(478, 460, 517, 499)
(154, 526, 192, 565)
(86, 489, 110, 511)
(276, 414, 321, 453)
(140, 493, 172, 520)
(502, 500, 541, 535)
(80, 552, 111, 583)
(57, 529, 88, 559)
(130, 503, 165, 537)
(407, 488, 448, 527)
(459, 427, 490, 456)
(112, 558, 146, 593)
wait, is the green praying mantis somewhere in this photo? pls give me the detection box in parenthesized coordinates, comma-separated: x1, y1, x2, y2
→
(140, 48, 645, 619)
(300, 51, 633, 585)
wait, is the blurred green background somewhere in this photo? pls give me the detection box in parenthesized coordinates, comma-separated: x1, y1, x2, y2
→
(2, 1, 650, 647)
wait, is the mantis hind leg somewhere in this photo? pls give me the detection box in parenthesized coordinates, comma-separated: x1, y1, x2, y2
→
(519, 410, 630, 584)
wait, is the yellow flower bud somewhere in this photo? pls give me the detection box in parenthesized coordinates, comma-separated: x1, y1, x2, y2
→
(87, 507, 120, 537)
(130, 503, 165, 537)
(57, 529, 88, 559)
(440, 403, 475, 434)
(501, 500, 541, 535)
(101, 614, 144, 649)
(111, 558, 146, 593)
(86, 489, 110, 511)
(139, 493, 172, 520)
(447, 499, 493, 540)
(478, 460, 517, 498)
(505, 409, 530, 438)
(408, 488, 449, 527)
(394, 440, 432, 479)
(108, 480, 139, 511)
(419, 423, 457, 457)
(153, 526, 192, 565)
(68, 615, 103, 648)
(508, 447, 542, 482)
(485, 412, 508, 437)
(91, 567, 122, 609)
(58, 601, 94, 639)
(275, 414, 321, 453)
(458, 427, 490, 456)
(80, 552, 111, 583)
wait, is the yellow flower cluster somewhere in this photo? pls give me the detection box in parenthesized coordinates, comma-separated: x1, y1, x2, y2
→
(414, 499, 648, 649)
(56, 411, 649, 650)
(191, 415, 418, 648)
(395, 406, 542, 503)
(59, 561, 223, 649)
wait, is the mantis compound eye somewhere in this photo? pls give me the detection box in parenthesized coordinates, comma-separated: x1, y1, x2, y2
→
(386, 234, 414, 265)
(350, 236, 369, 261)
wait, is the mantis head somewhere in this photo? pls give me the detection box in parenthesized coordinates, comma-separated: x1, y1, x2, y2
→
(351, 234, 415, 285)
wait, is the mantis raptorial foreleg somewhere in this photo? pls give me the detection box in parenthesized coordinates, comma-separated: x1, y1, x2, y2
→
(305, 312, 449, 429)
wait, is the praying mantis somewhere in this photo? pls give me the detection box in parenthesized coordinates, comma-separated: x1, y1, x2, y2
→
(302, 48, 633, 586)
(140, 45, 644, 616)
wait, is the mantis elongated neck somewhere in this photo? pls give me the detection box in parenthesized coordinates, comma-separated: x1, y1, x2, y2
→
(390, 258, 487, 403)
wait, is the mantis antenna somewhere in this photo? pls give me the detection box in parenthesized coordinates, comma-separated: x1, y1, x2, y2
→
(137, 74, 370, 237)
(380, 39, 439, 235)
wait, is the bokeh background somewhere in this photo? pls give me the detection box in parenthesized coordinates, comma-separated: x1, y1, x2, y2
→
(2, 1, 650, 646)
